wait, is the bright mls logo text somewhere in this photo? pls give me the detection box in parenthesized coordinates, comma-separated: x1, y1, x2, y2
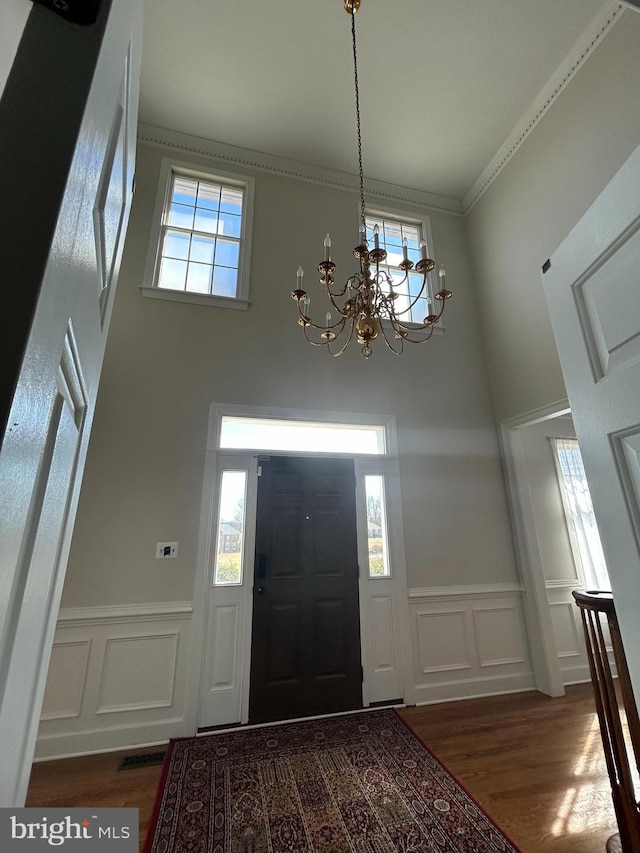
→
(0, 808, 138, 851)
(11, 815, 130, 846)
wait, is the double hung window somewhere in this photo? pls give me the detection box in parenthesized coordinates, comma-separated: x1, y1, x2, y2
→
(365, 211, 435, 325)
(143, 160, 254, 309)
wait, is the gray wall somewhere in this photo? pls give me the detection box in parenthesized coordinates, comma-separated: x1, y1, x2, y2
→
(518, 417, 577, 585)
(466, 12, 640, 424)
(62, 138, 516, 607)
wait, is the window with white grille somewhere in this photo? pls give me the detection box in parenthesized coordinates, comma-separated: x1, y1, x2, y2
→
(142, 160, 254, 309)
(365, 210, 436, 325)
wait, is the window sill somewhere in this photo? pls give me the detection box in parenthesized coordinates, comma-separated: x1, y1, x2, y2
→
(140, 285, 250, 311)
(381, 319, 445, 337)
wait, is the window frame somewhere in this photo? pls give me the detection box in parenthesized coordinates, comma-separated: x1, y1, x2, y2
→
(363, 204, 442, 331)
(141, 157, 255, 310)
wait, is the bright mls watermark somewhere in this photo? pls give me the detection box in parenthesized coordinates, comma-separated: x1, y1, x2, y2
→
(0, 809, 138, 851)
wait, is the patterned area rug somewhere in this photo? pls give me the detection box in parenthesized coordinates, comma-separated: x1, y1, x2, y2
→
(145, 709, 521, 852)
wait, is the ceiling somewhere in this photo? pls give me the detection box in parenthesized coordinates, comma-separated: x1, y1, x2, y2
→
(140, 0, 611, 202)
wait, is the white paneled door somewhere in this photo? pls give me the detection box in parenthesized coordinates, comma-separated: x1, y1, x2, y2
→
(542, 144, 640, 704)
(0, 0, 141, 805)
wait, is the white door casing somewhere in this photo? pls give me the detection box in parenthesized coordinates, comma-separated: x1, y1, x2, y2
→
(500, 402, 571, 698)
(0, 0, 141, 805)
(193, 404, 415, 730)
(542, 143, 640, 703)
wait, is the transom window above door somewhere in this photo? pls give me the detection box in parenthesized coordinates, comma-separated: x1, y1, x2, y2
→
(219, 416, 387, 455)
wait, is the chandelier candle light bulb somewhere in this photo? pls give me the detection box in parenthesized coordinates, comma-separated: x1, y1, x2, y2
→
(290, 0, 452, 357)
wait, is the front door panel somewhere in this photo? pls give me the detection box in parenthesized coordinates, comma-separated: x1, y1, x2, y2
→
(249, 457, 362, 723)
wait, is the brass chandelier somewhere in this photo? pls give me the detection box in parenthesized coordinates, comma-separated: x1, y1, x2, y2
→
(291, 0, 452, 359)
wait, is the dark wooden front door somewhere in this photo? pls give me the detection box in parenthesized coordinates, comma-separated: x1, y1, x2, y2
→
(249, 456, 362, 723)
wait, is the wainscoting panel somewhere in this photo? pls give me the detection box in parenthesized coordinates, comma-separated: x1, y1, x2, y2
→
(417, 610, 470, 674)
(40, 640, 91, 721)
(35, 603, 193, 760)
(96, 633, 178, 713)
(409, 584, 534, 704)
(370, 594, 396, 674)
(473, 606, 527, 667)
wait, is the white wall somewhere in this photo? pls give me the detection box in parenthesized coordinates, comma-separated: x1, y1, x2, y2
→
(518, 418, 577, 586)
(466, 11, 640, 424)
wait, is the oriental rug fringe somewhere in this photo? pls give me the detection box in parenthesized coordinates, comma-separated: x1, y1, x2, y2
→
(145, 708, 521, 852)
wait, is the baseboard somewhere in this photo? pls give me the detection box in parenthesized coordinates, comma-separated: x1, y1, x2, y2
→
(34, 718, 190, 762)
(413, 672, 536, 706)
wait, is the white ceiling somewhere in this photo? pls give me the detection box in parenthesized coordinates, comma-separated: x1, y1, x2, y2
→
(140, 0, 611, 201)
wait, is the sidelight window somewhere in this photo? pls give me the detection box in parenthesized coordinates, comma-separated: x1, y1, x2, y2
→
(214, 470, 247, 585)
(365, 475, 390, 577)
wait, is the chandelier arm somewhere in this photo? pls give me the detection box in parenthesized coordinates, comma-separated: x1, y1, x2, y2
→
(378, 320, 405, 355)
(390, 275, 430, 319)
(327, 317, 357, 357)
(301, 315, 347, 347)
(325, 288, 353, 316)
(399, 326, 436, 344)
(324, 279, 351, 299)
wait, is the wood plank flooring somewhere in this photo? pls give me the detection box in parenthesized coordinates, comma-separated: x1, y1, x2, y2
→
(26, 683, 618, 852)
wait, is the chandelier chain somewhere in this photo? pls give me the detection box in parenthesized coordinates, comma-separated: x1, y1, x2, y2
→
(350, 5, 366, 234)
(290, 0, 452, 358)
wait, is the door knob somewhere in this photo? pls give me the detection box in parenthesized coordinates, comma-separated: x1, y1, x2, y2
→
(256, 586, 265, 594)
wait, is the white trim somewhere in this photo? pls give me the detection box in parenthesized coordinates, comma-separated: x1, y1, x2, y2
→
(137, 124, 463, 218)
(409, 583, 524, 601)
(545, 578, 583, 590)
(32, 739, 170, 763)
(141, 156, 255, 308)
(210, 402, 399, 458)
(500, 400, 572, 698)
(416, 686, 535, 708)
(140, 286, 250, 311)
(191, 402, 412, 730)
(463, 1, 624, 212)
(57, 602, 193, 627)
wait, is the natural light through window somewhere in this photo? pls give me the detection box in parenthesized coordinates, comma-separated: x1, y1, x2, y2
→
(365, 213, 431, 324)
(366, 475, 390, 577)
(551, 714, 618, 837)
(551, 437, 610, 590)
(157, 173, 244, 298)
(214, 470, 247, 585)
(219, 417, 386, 455)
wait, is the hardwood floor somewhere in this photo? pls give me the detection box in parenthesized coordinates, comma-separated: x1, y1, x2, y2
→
(26, 683, 618, 852)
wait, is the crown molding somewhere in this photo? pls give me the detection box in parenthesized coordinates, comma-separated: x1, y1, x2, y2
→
(463, 1, 625, 214)
(136, 123, 464, 217)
